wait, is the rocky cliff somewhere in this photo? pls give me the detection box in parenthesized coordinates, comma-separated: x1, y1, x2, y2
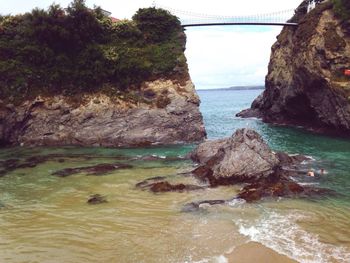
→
(0, 78, 206, 147)
(0, 5, 206, 147)
(238, 0, 350, 136)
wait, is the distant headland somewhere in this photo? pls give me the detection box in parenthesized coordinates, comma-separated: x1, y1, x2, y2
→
(199, 85, 264, 91)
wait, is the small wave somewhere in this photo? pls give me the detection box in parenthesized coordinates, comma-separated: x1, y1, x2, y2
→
(226, 198, 246, 207)
(236, 210, 350, 263)
(280, 154, 316, 164)
(304, 155, 316, 161)
(187, 255, 228, 263)
(298, 182, 320, 186)
(214, 255, 228, 263)
(151, 154, 166, 159)
(234, 116, 263, 121)
(288, 176, 320, 186)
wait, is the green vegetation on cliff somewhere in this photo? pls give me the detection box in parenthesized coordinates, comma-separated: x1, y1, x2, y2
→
(332, 0, 350, 20)
(0, 0, 186, 103)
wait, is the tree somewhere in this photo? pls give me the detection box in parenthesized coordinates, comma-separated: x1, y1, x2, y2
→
(132, 7, 181, 43)
(0, 2, 185, 102)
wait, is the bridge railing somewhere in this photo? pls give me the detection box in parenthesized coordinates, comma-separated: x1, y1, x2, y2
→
(153, 2, 296, 26)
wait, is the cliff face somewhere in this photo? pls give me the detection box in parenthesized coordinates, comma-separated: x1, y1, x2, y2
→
(0, 6, 207, 147)
(238, 1, 350, 136)
(0, 78, 206, 147)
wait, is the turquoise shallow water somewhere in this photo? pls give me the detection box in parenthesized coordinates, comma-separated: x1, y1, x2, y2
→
(0, 89, 350, 262)
(199, 89, 350, 198)
(198, 89, 350, 262)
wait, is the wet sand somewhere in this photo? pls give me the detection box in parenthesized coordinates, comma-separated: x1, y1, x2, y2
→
(226, 242, 298, 263)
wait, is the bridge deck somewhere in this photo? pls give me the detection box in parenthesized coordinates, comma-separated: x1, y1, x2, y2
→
(182, 22, 298, 28)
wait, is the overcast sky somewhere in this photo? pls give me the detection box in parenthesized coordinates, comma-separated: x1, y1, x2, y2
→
(1, 0, 302, 89)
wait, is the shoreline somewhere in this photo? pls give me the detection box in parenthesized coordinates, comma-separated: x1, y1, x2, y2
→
(225, 242, 298, 263)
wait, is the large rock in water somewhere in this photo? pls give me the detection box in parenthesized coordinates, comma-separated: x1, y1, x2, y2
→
(237, 1, 350, 136)
(191, 129, 280, 186)
(189, 128, 334, 202)
(0, 79, 206, 147)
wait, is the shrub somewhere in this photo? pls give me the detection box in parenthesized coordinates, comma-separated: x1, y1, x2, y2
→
(132, 7, 181, 43)
(332, 0, 350, 20)
(0, 1, 185, 103)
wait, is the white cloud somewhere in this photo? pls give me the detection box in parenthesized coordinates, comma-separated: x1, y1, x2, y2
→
(0, 0, 302, 89)
(185, 26, 282, 89)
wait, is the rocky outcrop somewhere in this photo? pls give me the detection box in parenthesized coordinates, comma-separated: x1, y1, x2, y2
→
(87, 194, 108, 205)
(135, 128, 334, 203)
(237, 1, 350, 136)
(140, 181, 204, 193)
(189, 128, 331, 202)
(0, 79, 206, 147)
(135, 175, 204, 193)
(191, 129, 280, 186)
(237, 175, 335, 202)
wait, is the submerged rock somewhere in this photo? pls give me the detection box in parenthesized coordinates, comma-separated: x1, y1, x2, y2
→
(237, 1, 350, 136)
(87, 194, 108, 205)
(135, 176, 167, 188)
(53, 163, 132, 177)
(149, 181, 203, 193)
(137, 180, 203, 193)
(181, 199, 226, 212)
(0, 156, 50, 177)
(18, 156, 48, 168)
(275, 152, 310, 167)
(237, 173, 336, 203)
(1, 159, 20, 170)
(0, 154, 135, 177)
(236, 173, 304, 202)
(0, 152, 138, 179)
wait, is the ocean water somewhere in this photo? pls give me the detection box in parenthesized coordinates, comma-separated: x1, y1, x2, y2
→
(201, 89, 350, 262)
(0, 89, 350, 263)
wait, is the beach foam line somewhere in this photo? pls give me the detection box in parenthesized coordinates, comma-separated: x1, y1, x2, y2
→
(304, 155, 316, 161)
(235, 209, 350, 263)
(185, 255, 228, 263)
(226, 198, 246, 207)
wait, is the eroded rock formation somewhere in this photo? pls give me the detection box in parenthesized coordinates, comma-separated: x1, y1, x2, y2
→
(238, 1, 350, 136)
(190, 129, 280, 186)
(135, 128, 334, 203)
(0, 79, 206, 147)
(189, 128, 330, 202)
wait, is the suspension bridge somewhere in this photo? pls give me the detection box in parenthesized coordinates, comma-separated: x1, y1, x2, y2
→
(152, 2, 298, 27)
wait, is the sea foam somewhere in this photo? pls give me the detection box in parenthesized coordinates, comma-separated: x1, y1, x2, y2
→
(236, 209, 350, 263)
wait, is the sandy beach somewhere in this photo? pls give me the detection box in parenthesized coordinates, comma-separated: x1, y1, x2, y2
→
(226, 242, 298, 263)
